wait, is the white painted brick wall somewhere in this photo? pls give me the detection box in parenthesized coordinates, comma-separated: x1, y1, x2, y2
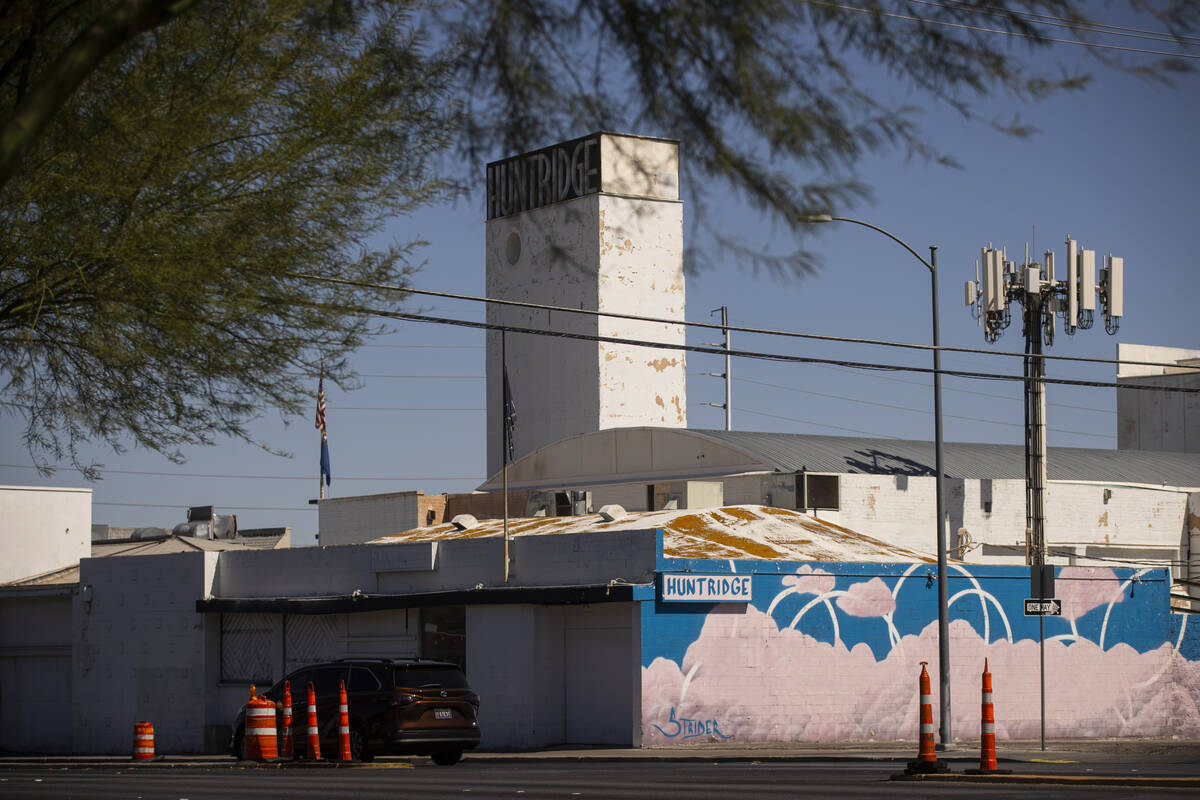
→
(484, 134, 685, 478)
(0, 485, 91, 583)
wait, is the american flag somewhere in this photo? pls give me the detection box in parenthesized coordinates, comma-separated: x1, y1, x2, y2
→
(317, 376, 331, 486)
(315, 376, 326, 436)
(503, 366, 516, 464)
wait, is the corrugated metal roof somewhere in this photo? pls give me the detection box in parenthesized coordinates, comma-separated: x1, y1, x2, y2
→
(371, 505, 936, 563)
(689, 430, 1200, 486)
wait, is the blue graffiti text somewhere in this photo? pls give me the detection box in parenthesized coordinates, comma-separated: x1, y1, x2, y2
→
(652, 707, 732, 740)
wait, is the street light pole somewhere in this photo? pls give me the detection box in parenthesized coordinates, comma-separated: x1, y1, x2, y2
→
(800, 214, 952, 748)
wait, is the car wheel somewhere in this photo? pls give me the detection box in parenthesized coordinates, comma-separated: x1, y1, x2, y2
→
(431, 749, 462, 766)
(349, 724, 372, 762)
(232, 728, 246, 761)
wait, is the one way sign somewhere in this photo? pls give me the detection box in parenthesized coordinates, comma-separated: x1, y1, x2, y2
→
(1024, 598, 1062, 616)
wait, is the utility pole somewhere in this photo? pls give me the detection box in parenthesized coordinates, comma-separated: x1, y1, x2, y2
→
(966, 236, 1123, 750)
(706, 306, 732, 430)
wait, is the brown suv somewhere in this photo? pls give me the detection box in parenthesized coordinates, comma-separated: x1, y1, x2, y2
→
(231, 658, 480, 765)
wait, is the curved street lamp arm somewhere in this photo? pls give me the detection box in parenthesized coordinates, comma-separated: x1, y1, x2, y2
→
(827, 216, 934, 273)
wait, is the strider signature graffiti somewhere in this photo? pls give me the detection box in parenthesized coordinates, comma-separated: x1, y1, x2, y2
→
(652, 707, 731, 740)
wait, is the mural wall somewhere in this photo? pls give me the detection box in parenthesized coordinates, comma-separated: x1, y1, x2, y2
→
(641, 552, 1200, 745)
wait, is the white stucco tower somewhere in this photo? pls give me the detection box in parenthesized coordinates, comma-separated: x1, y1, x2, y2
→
(485, 132, 686, 478)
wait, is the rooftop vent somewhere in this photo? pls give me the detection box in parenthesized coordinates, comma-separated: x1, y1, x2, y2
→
(450, 514, 479, 531)
(598, 504, 625, 522)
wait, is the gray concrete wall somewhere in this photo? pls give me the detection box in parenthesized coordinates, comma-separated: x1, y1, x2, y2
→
(212, 532, 657, 599)
(73, 551, 217, 754)
(1117, 343, 1200, 453)
(0, 591, 73, 753)
(317, 492, 420, 546)
(467, 601, 636, 749)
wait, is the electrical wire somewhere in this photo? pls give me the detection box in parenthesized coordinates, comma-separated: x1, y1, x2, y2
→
(94, 501, 316, 511)
(910, 0, 1200, 46)
(360, 344, 483, 349)
(338, 302, 1200, 395)
(802, 0, 1200, 59)
(986, 542, 1188, 569)
(735, 376, 1114, 438)
(336, 407, 484, 412)
(0, 464, 476, 481)
(712, 406, 901, 438)
(757, 361, 1115, 415)
(292, 272, 1194, 372)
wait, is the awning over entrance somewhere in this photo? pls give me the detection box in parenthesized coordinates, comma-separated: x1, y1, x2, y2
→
(196, 582, 642, 615)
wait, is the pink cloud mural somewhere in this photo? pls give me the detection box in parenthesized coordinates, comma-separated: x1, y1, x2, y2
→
(1057, 567, 1126, 621)
(642, 605, 1200, 745)
(836, 577, 896, 618)
(782, 565, 836, 596)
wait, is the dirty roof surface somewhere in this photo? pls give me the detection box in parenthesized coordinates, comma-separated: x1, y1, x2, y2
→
(691, 429, 1200, 485)
(370, 505, 935, 563)
(2, 535, 262, 588)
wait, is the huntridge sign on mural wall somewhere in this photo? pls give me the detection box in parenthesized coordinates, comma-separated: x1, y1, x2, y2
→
(640, 555, 1200, 745)
(661, 574, 753, 603)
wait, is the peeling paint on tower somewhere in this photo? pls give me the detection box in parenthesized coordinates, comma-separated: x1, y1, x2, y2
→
(485, 133, 686, 476)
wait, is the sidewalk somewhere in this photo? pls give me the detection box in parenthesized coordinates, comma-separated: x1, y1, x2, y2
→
(3, 739, 1199, 786)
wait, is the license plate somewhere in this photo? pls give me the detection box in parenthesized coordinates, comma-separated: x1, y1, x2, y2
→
(434, 708, 452, 720)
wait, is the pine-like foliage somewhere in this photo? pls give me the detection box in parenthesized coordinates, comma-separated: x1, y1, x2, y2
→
(1, 1, 1196, 469)
(0, 0, 454, 470)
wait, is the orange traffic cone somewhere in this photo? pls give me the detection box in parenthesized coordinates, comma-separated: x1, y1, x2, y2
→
(966, 659, 1011, 774)
(305, 682, 322, 761)
(244, 686, 260, 760)
(132, 721, 155, 761)
(337, 679, 353, 761)
(904, 661, 949, 775)
(980, 659, 997, 769)
(280, 681, 294, 760)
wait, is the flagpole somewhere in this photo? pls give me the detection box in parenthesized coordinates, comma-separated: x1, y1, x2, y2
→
(316, 364, 328, 501)
(502, 330, 510, 584)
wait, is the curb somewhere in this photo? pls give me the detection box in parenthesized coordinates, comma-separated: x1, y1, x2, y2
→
(892, 772, 1200, 788)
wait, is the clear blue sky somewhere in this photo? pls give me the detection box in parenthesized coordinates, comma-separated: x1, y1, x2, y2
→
(3, 17, 1197, 547)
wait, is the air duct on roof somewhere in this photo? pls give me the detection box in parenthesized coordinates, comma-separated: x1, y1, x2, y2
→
(598, 504, 625, 522)
(450, 514, 479, 531)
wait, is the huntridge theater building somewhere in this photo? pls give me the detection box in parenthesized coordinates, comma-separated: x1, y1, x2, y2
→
(3, 132, 1198, 753)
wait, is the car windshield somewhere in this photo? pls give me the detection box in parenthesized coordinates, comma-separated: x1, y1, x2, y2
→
(395, 666, 469, 690)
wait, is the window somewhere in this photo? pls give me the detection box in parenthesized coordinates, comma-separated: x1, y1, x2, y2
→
(421, 606, 466, 670)
(311, 666, 346, 696)
(220, 613, 276, 684)
(395, 666, 470, 690)
(648, 482, 683, 511)
(797, 473, 840, 511)
(349, 666, 382, 693)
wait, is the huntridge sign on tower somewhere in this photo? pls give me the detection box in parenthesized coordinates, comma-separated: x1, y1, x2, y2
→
(484, 132, 688, 478)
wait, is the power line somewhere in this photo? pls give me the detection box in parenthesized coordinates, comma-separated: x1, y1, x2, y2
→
(360, 344, 483, 350)
(337, 407, 483, 412)
(94, 501, 316, 511)
(736, 377, 1114, 439)
(735, 407, 900, 438)
(986, 543, 1187, 569)
(912, 0, 1200, 46)
(804, 0, 1200, 60)
(356, 374, 483, 379)
(0, 464, 477, 481)
(292, 272, 1193, 372)
(794, 362, 1116, 415)
(343, 302, 1200, 396)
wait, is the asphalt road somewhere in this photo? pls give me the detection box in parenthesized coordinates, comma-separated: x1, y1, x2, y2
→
(1, 760, 1198, 800)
